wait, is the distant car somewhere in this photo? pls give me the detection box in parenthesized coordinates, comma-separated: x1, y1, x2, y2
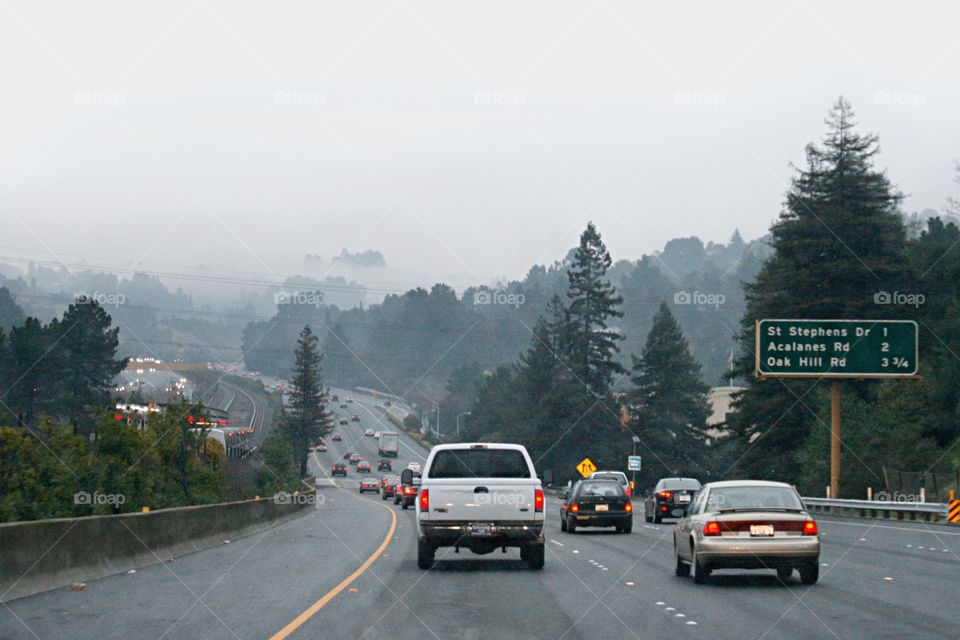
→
(332, 395, 339, 401)
(317, 438, 326, 446)
(353, 415, 361, 423)
(397, 479, 418, 509)
(561, 479, 632, 534)
(384, 400, 391, 407)
(357, 461, 372, 473)
(339, 419, 348, 426)
(589, 470, 631, 497)
(316, 444, 327, 452)
(645, 478, 702, 523)
(373, 431, 381, 438)
(359, 478, 379, 493)
(343, 451, 353, 460)
(364, 428, 374, 436)
(340, 403, 347, 409)
(349, 453, 362, 464)
(393, 479, 404, 505)
(674, 480, 820, 584)
(331, 463, 347, 477)
(406, 462, 422, 473)
(332, 433, 343, 441)
(381, 476, 398, 500)
(377, 459, 393, 471)
(346, 398, 354, 403)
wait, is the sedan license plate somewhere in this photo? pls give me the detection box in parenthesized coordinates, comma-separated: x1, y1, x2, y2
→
(750, 524, 774, 537)
(595, 504, 609, 512)
(677, 494, 691, 503)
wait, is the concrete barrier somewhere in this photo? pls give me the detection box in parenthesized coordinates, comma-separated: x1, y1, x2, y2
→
(0, 494, 313, 603)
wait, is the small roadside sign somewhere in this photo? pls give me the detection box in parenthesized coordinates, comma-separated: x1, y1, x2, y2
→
(949, 499, 960, 524)
(627, 455, 641, 471)
(576, 458, 597, 478)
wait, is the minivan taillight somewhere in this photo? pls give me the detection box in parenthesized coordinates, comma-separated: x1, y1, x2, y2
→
(534, 489, 544, 512)
(419, 488, 429, 511)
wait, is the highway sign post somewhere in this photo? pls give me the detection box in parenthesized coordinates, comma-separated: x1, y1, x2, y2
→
(627, 455, 641, 471)
(755, 319, 919, 498)
(576, 458, 597, 478)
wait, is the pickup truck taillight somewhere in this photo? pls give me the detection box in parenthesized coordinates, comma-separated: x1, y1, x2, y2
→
(534, 489, 544, 512)
(419, 488, 429, 511)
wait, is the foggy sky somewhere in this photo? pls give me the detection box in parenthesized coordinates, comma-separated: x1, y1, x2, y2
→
(1, 0, 957, 296)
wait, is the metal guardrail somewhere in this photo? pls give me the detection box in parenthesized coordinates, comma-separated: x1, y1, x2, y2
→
(802, 497, 949, 522)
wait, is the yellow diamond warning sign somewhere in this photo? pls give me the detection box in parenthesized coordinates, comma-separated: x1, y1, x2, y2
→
(576, 458, 597, 478)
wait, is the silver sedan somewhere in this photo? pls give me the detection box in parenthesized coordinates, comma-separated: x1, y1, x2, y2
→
(673, 480, 820, 584)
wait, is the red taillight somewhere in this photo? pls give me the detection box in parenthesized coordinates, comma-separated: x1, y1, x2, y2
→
(659, 491, 673, 499)
(703, 521, 721, 536)
(661, 505, 668, 512)
(419, 488, 429, 511)
(626, 486, 631, 497)
(625, 501, 633, 513)
(803, 520, 818, 536)
(570, 502, 580, 513)
(534, 489, 544, 512)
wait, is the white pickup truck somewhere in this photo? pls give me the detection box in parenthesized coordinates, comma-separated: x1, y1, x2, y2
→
(404, 443, 545, 570)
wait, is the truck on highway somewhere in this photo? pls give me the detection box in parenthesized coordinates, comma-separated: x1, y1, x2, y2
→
(406, 442, 545, 570)
(378, 431, 399, 457)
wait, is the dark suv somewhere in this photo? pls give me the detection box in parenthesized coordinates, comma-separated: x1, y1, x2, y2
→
(561, 479, 632, 534)
(644, 477, 701, 523)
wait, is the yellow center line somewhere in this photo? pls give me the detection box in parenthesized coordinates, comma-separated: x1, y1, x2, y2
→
(268, 453, 398, 639)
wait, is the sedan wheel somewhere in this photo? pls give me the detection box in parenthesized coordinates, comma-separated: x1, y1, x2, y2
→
(674, 543, 690, 577)
(567, 516, 577, 533)
(560, 516, 567, 532)
(690, 542, 711, 584)
(799, 563, 819, 585)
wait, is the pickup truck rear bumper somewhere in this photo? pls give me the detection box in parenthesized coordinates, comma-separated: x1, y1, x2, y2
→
(419, 520, 544, 547)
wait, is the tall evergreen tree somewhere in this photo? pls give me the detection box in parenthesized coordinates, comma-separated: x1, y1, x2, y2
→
(566, 222, 624, 396)
(727, 98, 912, 484)
(3, 318, 55, 427)
(46, 301, 128, 433)
(628, 302, 711, 484)
(0, 288, 25, 335)
(286, 325, 333, 477)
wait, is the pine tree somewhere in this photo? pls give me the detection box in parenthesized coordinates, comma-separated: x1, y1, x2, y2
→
(727, 98, 913, 483)
(566, 222, 624, 396)
(46, 301, 128, 433)
(287, 325, 333, 477)
(628, 302, 711, 483)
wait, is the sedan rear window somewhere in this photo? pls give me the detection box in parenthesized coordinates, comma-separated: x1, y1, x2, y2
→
(661, 479, 701, 490)
(707, 486, 803, 510)
(429, 449, 531, 479)
(577, 481, 625, 497)
(591, 473, 626, 483)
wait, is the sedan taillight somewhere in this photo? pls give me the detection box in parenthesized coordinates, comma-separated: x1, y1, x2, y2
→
(569, 502, 580, 513)
(802, 520, 818, 536)
(659, 491, 673, 499)
(703, 521, 721, 536)
(624, 501, 633, 513)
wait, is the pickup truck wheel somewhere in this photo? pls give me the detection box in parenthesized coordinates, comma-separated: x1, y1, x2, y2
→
(402, 502, 408, 510)
(777, 567, 793, 580)
(417, 540, 435, 569)
(560, 516, 567, 532)
(567, 517, 577, 533)
(525, 544, 544, 570)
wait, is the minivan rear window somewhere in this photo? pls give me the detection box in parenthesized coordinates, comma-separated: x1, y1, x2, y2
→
(428, 449, 531, 479)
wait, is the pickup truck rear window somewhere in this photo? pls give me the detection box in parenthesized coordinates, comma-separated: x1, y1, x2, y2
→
(429, 449, 531, 479)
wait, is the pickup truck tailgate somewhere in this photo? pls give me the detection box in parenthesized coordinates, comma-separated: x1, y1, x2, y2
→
(421, 478, 539, 521)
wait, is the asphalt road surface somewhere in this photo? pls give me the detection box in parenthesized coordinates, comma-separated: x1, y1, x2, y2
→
(2, 390, 957, 639)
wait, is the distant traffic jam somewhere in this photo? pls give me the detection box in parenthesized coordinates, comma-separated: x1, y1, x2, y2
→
(317, 394, 821, 583)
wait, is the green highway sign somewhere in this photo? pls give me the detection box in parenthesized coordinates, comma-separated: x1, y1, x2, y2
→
(755, 319, 918, 378)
